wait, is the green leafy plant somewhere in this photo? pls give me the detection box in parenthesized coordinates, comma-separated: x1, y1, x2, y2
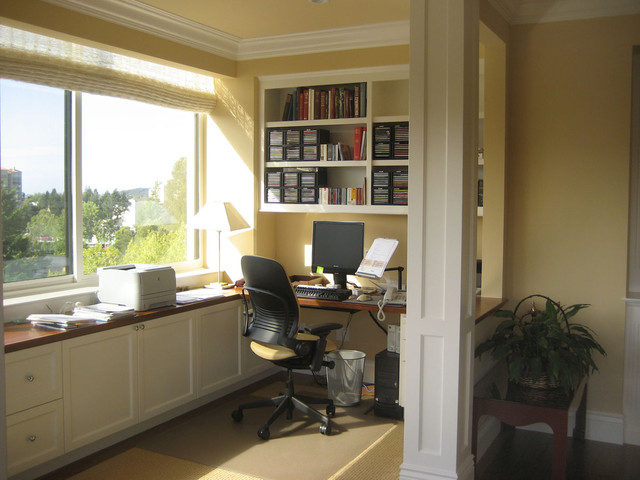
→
(475, 294, 606, 393)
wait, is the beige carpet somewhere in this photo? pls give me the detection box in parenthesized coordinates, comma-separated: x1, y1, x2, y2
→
(135, 381, 399, 480)
(69, 448, 262, 480)
(69, 421, 404, 480)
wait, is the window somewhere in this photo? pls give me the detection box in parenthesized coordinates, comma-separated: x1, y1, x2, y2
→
(1, 79, 202, 288)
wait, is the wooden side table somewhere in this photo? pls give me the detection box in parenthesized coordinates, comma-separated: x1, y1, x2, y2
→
(472, 363, 587, 480)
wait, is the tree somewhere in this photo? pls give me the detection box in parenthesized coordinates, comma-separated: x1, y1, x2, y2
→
(164, 157, 187, 225)
(83, 244, 122, 274)
(26, 209, 65, 255)
(2, 187, 30, 260)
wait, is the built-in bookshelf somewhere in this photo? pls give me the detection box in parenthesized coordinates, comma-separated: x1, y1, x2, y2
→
(260, 66, 409, 214)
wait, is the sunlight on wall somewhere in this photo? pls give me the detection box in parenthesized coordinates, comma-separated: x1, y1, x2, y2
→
(205, 116, 253, 282)
(214, 80, 254, 141)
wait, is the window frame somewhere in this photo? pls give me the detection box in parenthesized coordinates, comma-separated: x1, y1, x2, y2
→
(2, 87, 206, 299)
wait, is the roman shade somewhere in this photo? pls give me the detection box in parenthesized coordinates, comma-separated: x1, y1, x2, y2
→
(0, 25, 216, 113)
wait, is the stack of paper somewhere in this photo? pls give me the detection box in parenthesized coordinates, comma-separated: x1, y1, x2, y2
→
(28, 314, 98, 330)
(72, 303, 136, 322)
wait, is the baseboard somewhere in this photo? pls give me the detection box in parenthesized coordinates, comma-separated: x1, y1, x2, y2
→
(519, 410, 624, 445)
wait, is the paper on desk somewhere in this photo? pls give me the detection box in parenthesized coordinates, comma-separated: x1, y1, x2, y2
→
(356, 238, 399, 279)
(176, 288, 224, 304)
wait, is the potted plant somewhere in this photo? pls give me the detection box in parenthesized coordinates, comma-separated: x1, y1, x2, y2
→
(475, 294, 606, 394)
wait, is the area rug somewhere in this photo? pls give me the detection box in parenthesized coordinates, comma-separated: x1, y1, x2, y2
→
(68, 448, 262, 480)
(137, 381, 399, 480)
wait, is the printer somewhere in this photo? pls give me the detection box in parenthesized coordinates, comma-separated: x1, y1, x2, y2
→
(97, 264, 176, 311)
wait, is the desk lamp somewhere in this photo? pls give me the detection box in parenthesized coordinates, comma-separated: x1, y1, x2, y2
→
(189, 201, 249, 289)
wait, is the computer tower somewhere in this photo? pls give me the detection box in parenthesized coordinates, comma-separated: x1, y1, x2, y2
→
(374, 349, 404, 419)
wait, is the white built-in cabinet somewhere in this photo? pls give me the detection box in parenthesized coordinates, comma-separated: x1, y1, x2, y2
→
(5, 299, 271, 477)
(5, 343, 64, 476)
(259, 66, 409, 215)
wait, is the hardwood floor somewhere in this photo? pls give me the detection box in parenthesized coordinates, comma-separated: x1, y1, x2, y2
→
(476, 429, 640, 480)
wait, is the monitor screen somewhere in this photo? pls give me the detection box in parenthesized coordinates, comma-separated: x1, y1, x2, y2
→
(311, 221, 364, 288)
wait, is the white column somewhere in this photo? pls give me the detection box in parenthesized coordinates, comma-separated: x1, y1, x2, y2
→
(401, 1, 479, 479)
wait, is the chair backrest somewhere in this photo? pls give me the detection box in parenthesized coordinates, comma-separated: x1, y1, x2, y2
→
(240, 255, 299, 348)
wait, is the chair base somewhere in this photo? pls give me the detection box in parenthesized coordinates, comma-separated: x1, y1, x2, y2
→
(232, 370, 335, 440)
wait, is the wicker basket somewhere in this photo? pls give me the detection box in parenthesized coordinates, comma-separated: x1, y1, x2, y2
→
(518, 374, 560, 390)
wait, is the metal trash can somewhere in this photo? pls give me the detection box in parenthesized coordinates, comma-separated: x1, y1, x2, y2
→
(325, 350, 366, 406)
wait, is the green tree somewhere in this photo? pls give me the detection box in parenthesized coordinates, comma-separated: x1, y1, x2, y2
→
(26, 209, 65, 255)
(164, 157, 187, 225)
(122, 228, 186, 264)
(1, 187, 30, 260)
(83, 244, 122, 274)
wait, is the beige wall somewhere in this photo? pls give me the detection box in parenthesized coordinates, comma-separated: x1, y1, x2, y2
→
(237, 50, 410, 363)
(507, 14, 640, 414)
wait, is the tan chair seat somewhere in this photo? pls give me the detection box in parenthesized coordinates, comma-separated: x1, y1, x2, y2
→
(251, 333, 338, 361)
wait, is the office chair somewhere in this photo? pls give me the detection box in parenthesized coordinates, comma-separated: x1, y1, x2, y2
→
(231, 255, 342, 440)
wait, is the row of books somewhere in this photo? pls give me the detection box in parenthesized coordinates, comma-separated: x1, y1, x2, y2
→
(281, 83, 367, 121)
(319, 187, 365, 205)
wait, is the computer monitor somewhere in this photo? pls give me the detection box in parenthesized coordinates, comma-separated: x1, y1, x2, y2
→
(311, 220, 364, 288)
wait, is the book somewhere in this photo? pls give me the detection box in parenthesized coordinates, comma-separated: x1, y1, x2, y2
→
(354, 126, 364, 161)
(281, 93, 292, 121)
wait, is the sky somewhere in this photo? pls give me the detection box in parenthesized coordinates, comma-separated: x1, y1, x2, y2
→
(1, 79, 194, 196)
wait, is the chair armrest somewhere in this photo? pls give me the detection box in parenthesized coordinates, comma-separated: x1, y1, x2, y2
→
(304, 322, 343, 336)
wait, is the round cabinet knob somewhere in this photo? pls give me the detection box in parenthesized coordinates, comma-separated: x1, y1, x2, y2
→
(27, 435, 37, 442)
(139, 324, 145, 330)
(25, 374, 35, 382)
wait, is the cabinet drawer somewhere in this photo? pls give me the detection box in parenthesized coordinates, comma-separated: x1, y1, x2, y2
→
(6, 399, 65, 476)
(6, 343, 63, 415)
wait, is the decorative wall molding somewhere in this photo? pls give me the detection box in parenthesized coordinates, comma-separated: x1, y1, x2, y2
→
(43, 0, 640, 63)
(42, 0, 409, 61)
(488, 0, 640, 25)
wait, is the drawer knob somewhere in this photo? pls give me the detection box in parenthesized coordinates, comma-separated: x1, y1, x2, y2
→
(27, 435, 37, 442)
(25, 374, 35, 382)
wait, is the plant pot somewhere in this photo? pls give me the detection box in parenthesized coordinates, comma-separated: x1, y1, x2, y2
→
(517, 374, 560, 390)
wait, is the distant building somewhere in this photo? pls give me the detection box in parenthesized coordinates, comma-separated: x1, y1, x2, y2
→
(1, 167, 23, 198)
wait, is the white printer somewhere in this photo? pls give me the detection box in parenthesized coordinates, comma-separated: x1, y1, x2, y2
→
(97, 264, 176, 311)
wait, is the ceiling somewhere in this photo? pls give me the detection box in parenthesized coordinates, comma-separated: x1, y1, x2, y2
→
(43, 0, 640, 60)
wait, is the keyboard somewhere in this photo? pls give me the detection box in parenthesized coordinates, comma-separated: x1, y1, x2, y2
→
(294, 284, 352, 301)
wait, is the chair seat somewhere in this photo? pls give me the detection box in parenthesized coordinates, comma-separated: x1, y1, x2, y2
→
(251, 333, 337, 361)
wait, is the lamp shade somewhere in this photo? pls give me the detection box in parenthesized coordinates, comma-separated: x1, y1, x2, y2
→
(188, 202, 249, 232)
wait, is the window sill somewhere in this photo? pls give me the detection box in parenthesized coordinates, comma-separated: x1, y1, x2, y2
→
(3, 268, 218, 324)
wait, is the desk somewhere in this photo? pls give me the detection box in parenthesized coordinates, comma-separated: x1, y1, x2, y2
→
(472, 362, 587, 480)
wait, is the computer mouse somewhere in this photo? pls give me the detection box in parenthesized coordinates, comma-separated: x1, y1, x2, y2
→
(357, 294, 372, 302)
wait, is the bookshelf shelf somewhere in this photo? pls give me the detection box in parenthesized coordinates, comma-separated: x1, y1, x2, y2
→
(259, 66, 409, 214)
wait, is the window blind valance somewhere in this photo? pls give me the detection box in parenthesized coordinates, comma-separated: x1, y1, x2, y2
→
(0, 26, 216, 113)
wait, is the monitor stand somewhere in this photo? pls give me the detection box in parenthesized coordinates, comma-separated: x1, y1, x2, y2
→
(332, 273, 348, 289)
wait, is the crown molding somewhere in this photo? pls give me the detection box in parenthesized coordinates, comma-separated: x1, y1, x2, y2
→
(237, 21, 409, 61)
(489, 0, 640, 25)
(42, 0, 409, 61)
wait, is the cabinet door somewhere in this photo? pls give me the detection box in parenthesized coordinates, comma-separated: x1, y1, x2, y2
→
(197, 302, 242, 396)
(5, 343, 62, 415)
(63, 326, 138, 451)
(6, 399, 64, 476)
(138, 312, 196, 421)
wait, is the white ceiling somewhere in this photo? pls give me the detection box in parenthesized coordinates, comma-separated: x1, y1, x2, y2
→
(43, 0, 640, 60)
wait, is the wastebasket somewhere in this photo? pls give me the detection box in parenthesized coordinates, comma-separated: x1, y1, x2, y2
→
(325, 350, 366, 406)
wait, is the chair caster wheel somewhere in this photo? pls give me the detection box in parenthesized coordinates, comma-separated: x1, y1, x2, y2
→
(320, 423, 332, 435)
(257, 427, 270, 440)
(231, 409, 243, 422)
(326, 405, 336, 417)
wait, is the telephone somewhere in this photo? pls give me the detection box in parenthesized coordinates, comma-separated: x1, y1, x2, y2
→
(383, 287, 406, 306)
(377, 287, 407, 321)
